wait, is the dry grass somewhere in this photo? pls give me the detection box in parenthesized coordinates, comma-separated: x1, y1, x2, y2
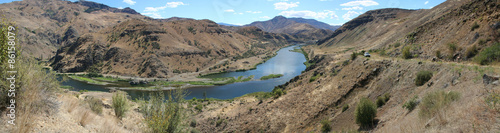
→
(79, 110, 94, 127)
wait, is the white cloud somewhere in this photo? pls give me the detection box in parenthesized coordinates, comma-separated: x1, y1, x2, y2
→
(233, 12, 243, 15)
(340, 0, 379, 7)
(424, 1, 429, 5)
(342, 6, 363, 10)
(342, 11, 360, 20)
(246, 11, 262, 14)
(279, 10, 338, 20)
(224, 9, 235, 12)
(118, 7, 124, 9)
(143, 2, 187, 18)
(142, 12, 162, 18)
(165, 2, 186, 8)
(123, 0, 136, 5)
(274, 2, 299, 10)
(260, 16, 271, 19)
(144, 2, 186, 12)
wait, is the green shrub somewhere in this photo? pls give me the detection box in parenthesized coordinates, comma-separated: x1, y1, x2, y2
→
(447, 43, 457, 53)
(466, 45, 478, 58)
(190, 119, 197, 127)
(195, 104, 203, 112)
(309, 73, 321, 82)
(351, 52, 358, 61)
(485, 92, 500, 112)
(140, 90, 185, 133)
(435, 50, 441, 58)
(402, 96, 418, 111)
(342, 104, 349, 112)
(376, 93, 391, 108)
(355, 97, 377, 128)
(474, 43, 500, 65)
(112, 92, 129, 119)
(321, 119, 332, 133)
(402, 46, 412, 59)
(394, 42, 401, 48)
(86, 97, 103, 114)
(415, 71, 433, 86)
(471, 22, 480, 31)
(419, 91, 460, 118)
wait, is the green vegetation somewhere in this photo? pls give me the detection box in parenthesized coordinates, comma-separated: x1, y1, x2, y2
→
(342, 104, 349, 112)
(140, 90, 186, 133)
(86, 97, 103, 114)
(355, 97, 377, 128)
(309, 73, 321, 82)
(393, 42, 401, 48)
(260, 74, 284, 80)
(112, 92, 129, 119)
(402, 46, 412, 59)
(465, 45, 478, 58)
(415, 71, 433, 86)
(435, 50, 442, 58)
(320, 119, 332, 133)
(419, 91, 460, 119)
(402, 96, 418, 111)
(447, 43, 457, 53)
(376, 93, 391, 108)
(68, 75, 107, 85)
(474, 43, 500, 65)
(94, 76, 127, 82)
(485, 92, 500, 112)
(290, 47, 314, 68)
(471, 22, 480, 31)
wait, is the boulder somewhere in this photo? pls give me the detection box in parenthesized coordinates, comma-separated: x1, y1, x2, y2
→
(483, 74, 499, 85)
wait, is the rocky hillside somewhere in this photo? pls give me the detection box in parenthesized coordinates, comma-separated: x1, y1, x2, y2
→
(318, 0, 500, 62)
(0, 0, 297, 78)
(193, 0, 500, 132)
(246, 16, 334, 40)
(0, 0, 146, 60)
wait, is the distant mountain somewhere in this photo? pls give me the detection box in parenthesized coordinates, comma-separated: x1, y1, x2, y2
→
(246, 16, 334, 40)
(288, 18, 340, 31)
(217, 22, 241, 27)
(0, 0, 296, 78)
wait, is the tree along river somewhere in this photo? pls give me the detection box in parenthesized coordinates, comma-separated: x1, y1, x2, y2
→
(60, 45, 306, 100)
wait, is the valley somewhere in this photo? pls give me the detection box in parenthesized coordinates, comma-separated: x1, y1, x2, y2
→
(0, 0, 500, 132)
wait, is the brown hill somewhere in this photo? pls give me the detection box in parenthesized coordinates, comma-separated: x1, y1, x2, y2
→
(246, 16, 334, 40)
(0, 0, 296, 78)
(51, 17, 292, 78)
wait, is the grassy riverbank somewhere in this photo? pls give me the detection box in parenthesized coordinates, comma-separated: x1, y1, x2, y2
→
(260, 74, 284, 80)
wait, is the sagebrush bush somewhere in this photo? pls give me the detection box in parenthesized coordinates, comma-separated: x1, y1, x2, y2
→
(402, 46, 412, 59)
(140, 90, 185, 133)
(474, 43, 500, 65)
(415, 71, 433, 86)
(342, 104, 349, 112)
(86, 97, 103, 114)
(320, 119, 332, 133)
(0, 23, 61, 132)
(351, 52, 358, 61)
(465, 45, 478, 58)
(112, 92, 129, 119)
(471, 22, 480, 31)
(376, 94, 390, 108)
(419, 91, 460, 119)
(447, 43, 457, 53)
(402, 96, 418, 111)
(355, 97, 377, 128)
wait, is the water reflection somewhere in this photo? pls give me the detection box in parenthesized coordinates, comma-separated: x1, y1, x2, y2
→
(61, 45, 306, 100)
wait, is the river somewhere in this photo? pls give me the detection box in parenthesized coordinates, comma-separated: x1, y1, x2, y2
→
(60, 45, 307, 100)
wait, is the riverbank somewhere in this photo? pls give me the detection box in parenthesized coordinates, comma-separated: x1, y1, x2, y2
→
(56, 45, 301, 92)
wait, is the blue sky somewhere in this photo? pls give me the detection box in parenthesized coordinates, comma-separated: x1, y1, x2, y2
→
(1, 0, 446, 26)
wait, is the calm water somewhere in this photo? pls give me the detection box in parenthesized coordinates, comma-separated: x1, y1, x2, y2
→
(61, 45, 306, 99)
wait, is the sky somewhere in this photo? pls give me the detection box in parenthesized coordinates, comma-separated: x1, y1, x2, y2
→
(0, 0, 446, 26)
